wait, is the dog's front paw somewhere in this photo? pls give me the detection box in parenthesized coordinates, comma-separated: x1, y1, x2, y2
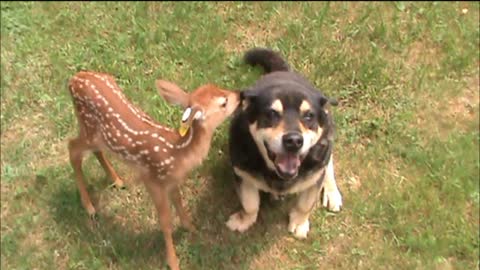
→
(226, 211, 257, 232)
(322, 187, 343, 212)
(288, 214, 310, 239)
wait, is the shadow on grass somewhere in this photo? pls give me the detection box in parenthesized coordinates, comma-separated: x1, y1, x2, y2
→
(48, 175, 170, 267)
(186, 154, 296, 270)
(48, 155, 294, 270)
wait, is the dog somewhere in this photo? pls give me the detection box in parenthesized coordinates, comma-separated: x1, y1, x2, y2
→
(226, 48, 343, 239)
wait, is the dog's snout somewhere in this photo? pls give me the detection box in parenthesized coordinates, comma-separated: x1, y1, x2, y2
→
(282, 132, 303, 152)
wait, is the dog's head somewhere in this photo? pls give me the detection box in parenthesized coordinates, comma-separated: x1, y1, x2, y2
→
(240, 72, 336, 180)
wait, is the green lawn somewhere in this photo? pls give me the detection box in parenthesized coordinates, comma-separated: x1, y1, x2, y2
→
(1, 2, 479, 270)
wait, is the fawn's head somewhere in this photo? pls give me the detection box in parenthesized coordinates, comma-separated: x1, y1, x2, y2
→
(155, 80, 240, 135)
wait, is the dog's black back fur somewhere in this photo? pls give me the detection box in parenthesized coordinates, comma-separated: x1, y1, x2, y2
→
(229, 48, 336, 192)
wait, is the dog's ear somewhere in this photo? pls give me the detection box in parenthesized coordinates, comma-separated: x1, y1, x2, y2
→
(327, 97, 339, 107)
(240, 88, 259, 111)
(318, 94, 338, 108)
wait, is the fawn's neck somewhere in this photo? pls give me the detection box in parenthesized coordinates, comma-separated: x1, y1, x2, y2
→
(172, 121, 214, 169)
(144, 119, 214, 176)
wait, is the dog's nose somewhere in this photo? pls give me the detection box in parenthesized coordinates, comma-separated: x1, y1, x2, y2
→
(282, 132, 303, 152)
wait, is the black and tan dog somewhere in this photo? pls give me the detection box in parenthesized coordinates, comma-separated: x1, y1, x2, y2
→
(226, 48, 343, 238)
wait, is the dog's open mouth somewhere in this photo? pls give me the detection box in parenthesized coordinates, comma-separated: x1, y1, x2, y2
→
(264, 142, 304, 180)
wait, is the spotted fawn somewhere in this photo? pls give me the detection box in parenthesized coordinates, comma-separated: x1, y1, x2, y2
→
(67, 71, 240, 270)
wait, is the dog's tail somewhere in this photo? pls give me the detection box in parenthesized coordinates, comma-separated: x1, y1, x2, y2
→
(244, 48, 290, 74)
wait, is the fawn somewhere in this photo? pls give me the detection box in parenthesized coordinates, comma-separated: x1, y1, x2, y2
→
(67, 71, 240, 270)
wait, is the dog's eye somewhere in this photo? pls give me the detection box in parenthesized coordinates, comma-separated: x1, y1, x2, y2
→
(303, 111, 315, 122)
(267, 109, 280, 120)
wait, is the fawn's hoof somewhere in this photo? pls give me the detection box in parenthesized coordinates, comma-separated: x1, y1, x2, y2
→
(89, 212, 99, 228)
(111, 179, 126, 190)
(167, 255, 180, 270)
(183, 222, 197, 233)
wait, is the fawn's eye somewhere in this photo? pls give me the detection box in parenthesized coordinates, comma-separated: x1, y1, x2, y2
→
(220, 97, 228, 108)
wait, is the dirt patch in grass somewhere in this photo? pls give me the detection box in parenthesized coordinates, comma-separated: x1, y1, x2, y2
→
(217, 3, 306, 54)
(222, 23, 281, 54)
(1, 111, 68, 171)
(0, 112, 49, 144)
(413, 74, 479, 140)
(247, 238, 293, 270)
(405, 40, 442, 69)
(441, 75, 478, 127)
(447, 75, 479, 120)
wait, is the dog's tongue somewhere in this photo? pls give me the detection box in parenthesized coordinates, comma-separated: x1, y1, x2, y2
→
(275, 153, 301, 176)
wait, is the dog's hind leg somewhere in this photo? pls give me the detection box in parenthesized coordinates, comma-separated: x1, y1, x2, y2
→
(321, 156, 343, 212)
(226, 170, 260, 233)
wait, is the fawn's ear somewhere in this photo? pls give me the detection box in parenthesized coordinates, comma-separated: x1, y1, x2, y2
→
(155, 80, 190, 108)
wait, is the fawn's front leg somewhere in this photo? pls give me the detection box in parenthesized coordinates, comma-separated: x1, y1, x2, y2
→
(145, 181, 179, 270)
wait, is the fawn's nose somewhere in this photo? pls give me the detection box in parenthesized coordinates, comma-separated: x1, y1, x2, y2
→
(282, 132, 304, 152)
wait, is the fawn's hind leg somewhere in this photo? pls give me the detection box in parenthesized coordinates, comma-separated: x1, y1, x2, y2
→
(94, 151, 125, 188)
(171, 186, 195, 232)
(68, 136, 97, 218)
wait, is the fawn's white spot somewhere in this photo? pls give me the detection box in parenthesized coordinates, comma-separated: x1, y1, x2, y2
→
(164, 157, 174, 165)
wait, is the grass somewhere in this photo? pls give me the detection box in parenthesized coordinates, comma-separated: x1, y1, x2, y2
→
(1, 2, 479, 269)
